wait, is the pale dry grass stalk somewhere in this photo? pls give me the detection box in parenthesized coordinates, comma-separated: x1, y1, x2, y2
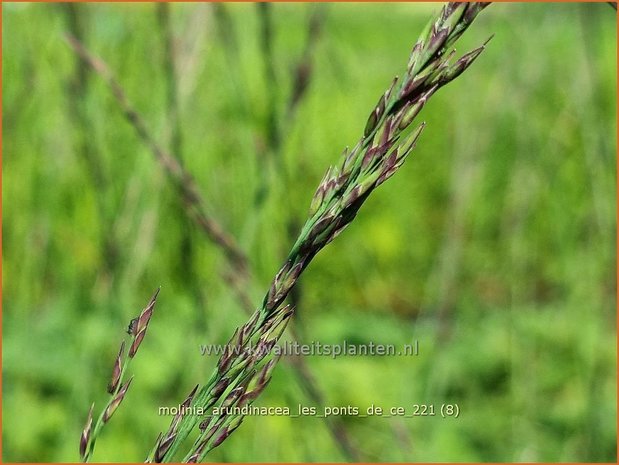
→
(149, 2, 491, 462)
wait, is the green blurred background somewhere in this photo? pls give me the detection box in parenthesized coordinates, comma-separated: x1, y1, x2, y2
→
(2, 2, 616, 462)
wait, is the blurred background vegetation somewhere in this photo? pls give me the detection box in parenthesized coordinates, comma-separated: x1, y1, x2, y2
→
(2, 2, 616, 462)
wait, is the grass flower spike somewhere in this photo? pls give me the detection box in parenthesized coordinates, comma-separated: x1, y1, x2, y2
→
(150, 2, 491, 462)
(80, 289, 160, 462)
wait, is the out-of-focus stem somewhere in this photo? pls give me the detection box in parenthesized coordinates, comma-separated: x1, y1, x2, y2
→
(62, 3, 119, 277)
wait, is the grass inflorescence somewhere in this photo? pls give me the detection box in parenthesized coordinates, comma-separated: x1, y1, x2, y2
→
(146, 2, 490, 462)
(80, 289, 160, 462)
